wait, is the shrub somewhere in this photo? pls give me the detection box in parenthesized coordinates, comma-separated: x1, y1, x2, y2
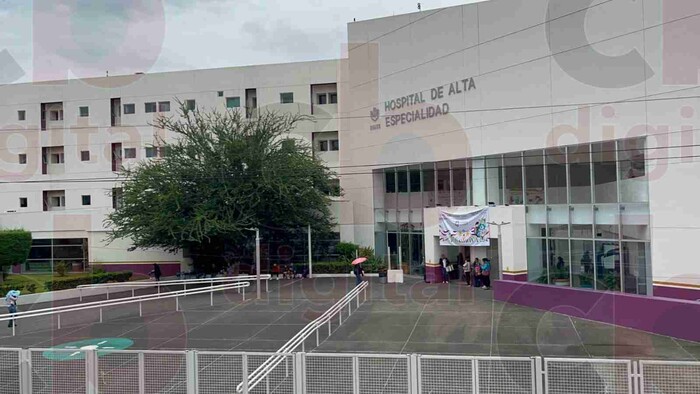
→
(54, 261, 70, 277)
(45, 271, 133, 291)
(312, 261, 383, 274)
(0, 229, 32, 275)
(335, 242, 359, 261)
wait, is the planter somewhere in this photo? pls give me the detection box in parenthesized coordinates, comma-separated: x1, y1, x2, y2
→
(554, 278, 570, 286)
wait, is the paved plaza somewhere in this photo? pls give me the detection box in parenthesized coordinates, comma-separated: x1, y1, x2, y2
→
(0, 277, 698, 360)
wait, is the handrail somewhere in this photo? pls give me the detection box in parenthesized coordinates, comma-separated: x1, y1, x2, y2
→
(77, 275, 272, 289)
(76, 274, 271, 301)
(237, 281, 368, 393)
(0, 281, 250, 336)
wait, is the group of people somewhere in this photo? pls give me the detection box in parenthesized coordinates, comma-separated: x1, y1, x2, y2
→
(271, 264, 309, 280)
(438, 253, 492, 289)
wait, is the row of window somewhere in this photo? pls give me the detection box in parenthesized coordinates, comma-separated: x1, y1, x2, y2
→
(16, 194, 91, 209)
(17, 147, 166, 165)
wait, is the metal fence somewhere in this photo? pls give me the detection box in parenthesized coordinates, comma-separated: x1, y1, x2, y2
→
(2, 348, 699, 393)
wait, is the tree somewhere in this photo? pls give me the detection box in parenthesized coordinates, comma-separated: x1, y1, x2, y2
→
(0, 229, 32, 281)
(107, 103, 337, 273)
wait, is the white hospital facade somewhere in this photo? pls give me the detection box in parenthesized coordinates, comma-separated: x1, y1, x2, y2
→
(3, 0, 700, 300)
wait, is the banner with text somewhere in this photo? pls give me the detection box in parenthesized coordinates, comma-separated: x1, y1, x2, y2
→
(438, 208, 491, 246)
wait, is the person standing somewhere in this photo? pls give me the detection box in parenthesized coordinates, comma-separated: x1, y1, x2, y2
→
(439, 254, 450, 284)
(152, 263, 162, 282)
(5, 290, 19, 328)
(455, 253, 465, 281)
(462, 256, 471, 286)
(353, 263, 364, 285)
(481, 258, 491, 290)
(473, 258, 482, 288)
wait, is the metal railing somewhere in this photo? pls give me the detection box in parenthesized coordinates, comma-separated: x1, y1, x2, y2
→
(76, 274, 272, 301)
(2, 348, 698, 393)
(0, 281, 250, 336)
(237, 280, 369, 393)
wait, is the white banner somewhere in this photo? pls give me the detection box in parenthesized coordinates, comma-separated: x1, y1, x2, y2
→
(438, 208, 491, 246)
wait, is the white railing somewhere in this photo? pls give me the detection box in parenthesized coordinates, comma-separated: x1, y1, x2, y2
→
(237, 281, 369, 393)
(0, 281, 250, 336)
(76, 274, 272, 301)
(2, 348, 698, 394)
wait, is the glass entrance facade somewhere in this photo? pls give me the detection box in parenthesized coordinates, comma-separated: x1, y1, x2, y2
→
(373, 137, 650, 294)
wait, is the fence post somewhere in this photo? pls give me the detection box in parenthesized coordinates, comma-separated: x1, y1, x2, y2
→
(472, 359, 479, 394)
(243, 287, 246, 301)
(266, 279, 269, 293)
(293, 353, 305, 394)
(631, 360, 639, 394)
(85, 349, 98, 394)
(210, 289, 214, 307)
(99, 308, 103, 323)
(316, 327, 320, 347)
(352, 355, 360, 394)
(19, 349, 32, 394)
(534, 357, 544, 394)
(409, 354, 420, 394)
(138, 352, 145, 394)
(139, 302, 143, 317)
(242, 353, 249, 394)
(186, 350, 198, 394)
(58, 313, 61, 330)
(328, 320, 331, 337)
(176, 297, 179, 311)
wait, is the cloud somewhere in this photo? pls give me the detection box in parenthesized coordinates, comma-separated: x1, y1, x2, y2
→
(241, 19, 343, 61)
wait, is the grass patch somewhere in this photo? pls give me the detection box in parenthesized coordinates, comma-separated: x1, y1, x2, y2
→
(5, 273, 92, 293)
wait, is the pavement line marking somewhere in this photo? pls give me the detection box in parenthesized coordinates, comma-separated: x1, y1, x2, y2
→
(569, 316, 592, 358)
(670, 337, 698, 361)
(399, 300, 431, 355)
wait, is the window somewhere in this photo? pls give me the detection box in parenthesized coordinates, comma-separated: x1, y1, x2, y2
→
(158, 101, 170, 112)
(330, 139, 339, 151)
(18, 110, 25, 121)
(280, 92, 294, 104)
(319, 141, 329, 152)
(185, 99, 196, 110)
(327, 179, 341, 196)
(50, 196, 65, 208)
(50, 153, 64, 164)
(123, 104, 135, 114)
(318, 94, 328, 105)
(19, 198, 27, 208)
(385, 171, 396, 193)
(49, 110, 63, 121)
(329, 93, 338, 104)
(145, 147, 157, 158)
(18, 154, 27, 164)
(226, 97, 241, 108)
(217, 91, 224, 97)
(158, 147, 168, 158)
(112, 188, 123, 209)
(145, 102, 157, 113)
(124, 148, 136, 159)
(81, 195, 91, 206)
(79, 106, 89, 117)
(80, 151, 90, 161)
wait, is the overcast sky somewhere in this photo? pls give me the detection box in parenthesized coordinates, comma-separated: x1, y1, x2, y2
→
(0, 0, 480, 84)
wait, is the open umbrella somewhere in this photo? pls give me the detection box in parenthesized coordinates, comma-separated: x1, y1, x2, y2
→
(351, 257, 367, 265)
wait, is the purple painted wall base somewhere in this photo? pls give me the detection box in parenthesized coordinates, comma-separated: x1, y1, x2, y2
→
(502, 272, 528, 282)
(94, 263, 181, 277)
(494, 280, 700, 342)
(653, 285, 700, 301)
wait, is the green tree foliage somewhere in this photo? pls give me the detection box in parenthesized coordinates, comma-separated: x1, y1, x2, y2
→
(107, 104, 337, 272)
(0, 229, 32, 281)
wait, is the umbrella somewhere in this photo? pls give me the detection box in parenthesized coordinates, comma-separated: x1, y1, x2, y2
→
(5, 290, 20, 303)
(351, 257, 367, 265)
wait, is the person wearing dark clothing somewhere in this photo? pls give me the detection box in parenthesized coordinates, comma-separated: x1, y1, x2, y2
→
(353, 264, 364, 285)
(439, 254, 450, 284)
(153, 263, 162, 281)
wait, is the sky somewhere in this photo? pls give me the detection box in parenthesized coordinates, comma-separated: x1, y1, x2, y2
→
(0, 0, 480, 84)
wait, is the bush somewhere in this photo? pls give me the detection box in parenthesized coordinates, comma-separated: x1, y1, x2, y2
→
(335, 242, 359, 261)
(312, 260, 383, 274)
(54, 261, 70, 277)
(45, 271, 133, 291)
(0, 229, 32, 274)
